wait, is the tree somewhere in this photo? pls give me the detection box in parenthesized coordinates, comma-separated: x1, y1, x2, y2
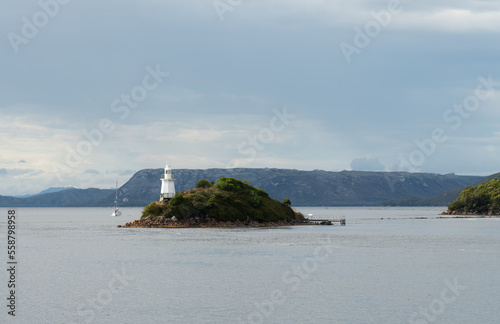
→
(196, 179, 213, 189)
(283, 198, 291, 206)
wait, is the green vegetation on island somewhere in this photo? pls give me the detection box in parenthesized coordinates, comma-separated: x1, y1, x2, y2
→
(446, 177, 500, 215)
(133, 177, 305, 227)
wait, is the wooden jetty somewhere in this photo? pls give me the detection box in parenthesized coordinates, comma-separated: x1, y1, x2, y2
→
(306, 216, 346, 226)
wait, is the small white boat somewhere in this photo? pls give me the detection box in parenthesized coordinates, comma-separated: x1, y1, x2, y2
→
(111, 181, 122, 217)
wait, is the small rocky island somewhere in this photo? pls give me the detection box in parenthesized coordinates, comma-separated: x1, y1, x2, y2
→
(120, 177, 310, 228)
(442, 177, 500, 216)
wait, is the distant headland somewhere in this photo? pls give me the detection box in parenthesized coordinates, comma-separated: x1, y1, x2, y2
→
(441, 177, 500, 216)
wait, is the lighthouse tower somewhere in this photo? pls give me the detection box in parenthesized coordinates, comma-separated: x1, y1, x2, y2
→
(160, 163, 176, 201)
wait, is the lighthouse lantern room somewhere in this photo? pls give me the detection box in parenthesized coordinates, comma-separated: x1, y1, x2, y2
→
(160, 163, 176, 201)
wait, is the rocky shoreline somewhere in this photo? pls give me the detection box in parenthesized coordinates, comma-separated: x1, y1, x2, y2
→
(440, 210, 500, 216)
(118, 217, 321, 228)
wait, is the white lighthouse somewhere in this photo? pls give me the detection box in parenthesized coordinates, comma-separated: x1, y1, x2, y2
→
(160, 163, 176, 201)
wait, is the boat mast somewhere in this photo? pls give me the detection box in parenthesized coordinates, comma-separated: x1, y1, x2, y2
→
(114, 180, 118, 210)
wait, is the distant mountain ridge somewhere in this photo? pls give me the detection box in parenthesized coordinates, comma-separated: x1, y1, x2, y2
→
(0, 188, 113, 207)
(13, 187, 75, 198)
(0, 168, 485, 207)
(105, 168, 484, 207)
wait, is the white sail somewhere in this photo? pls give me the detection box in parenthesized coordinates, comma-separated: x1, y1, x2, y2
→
(111, 180, 122, 216)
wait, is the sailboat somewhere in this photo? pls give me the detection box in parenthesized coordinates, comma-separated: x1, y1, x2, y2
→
(111, 181, 122, 217)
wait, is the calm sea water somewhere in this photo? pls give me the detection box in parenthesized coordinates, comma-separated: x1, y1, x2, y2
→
(1, 207, 499, 324)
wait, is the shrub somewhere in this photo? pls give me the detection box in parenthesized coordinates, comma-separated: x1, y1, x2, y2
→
(169, 193, 185, 206)
(250, 197, 262, 208)
(196, 179, 214, 189)
(141, 202, 166, 219)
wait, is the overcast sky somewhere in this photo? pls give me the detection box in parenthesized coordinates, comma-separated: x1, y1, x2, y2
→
(1, 0, 500, 195)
